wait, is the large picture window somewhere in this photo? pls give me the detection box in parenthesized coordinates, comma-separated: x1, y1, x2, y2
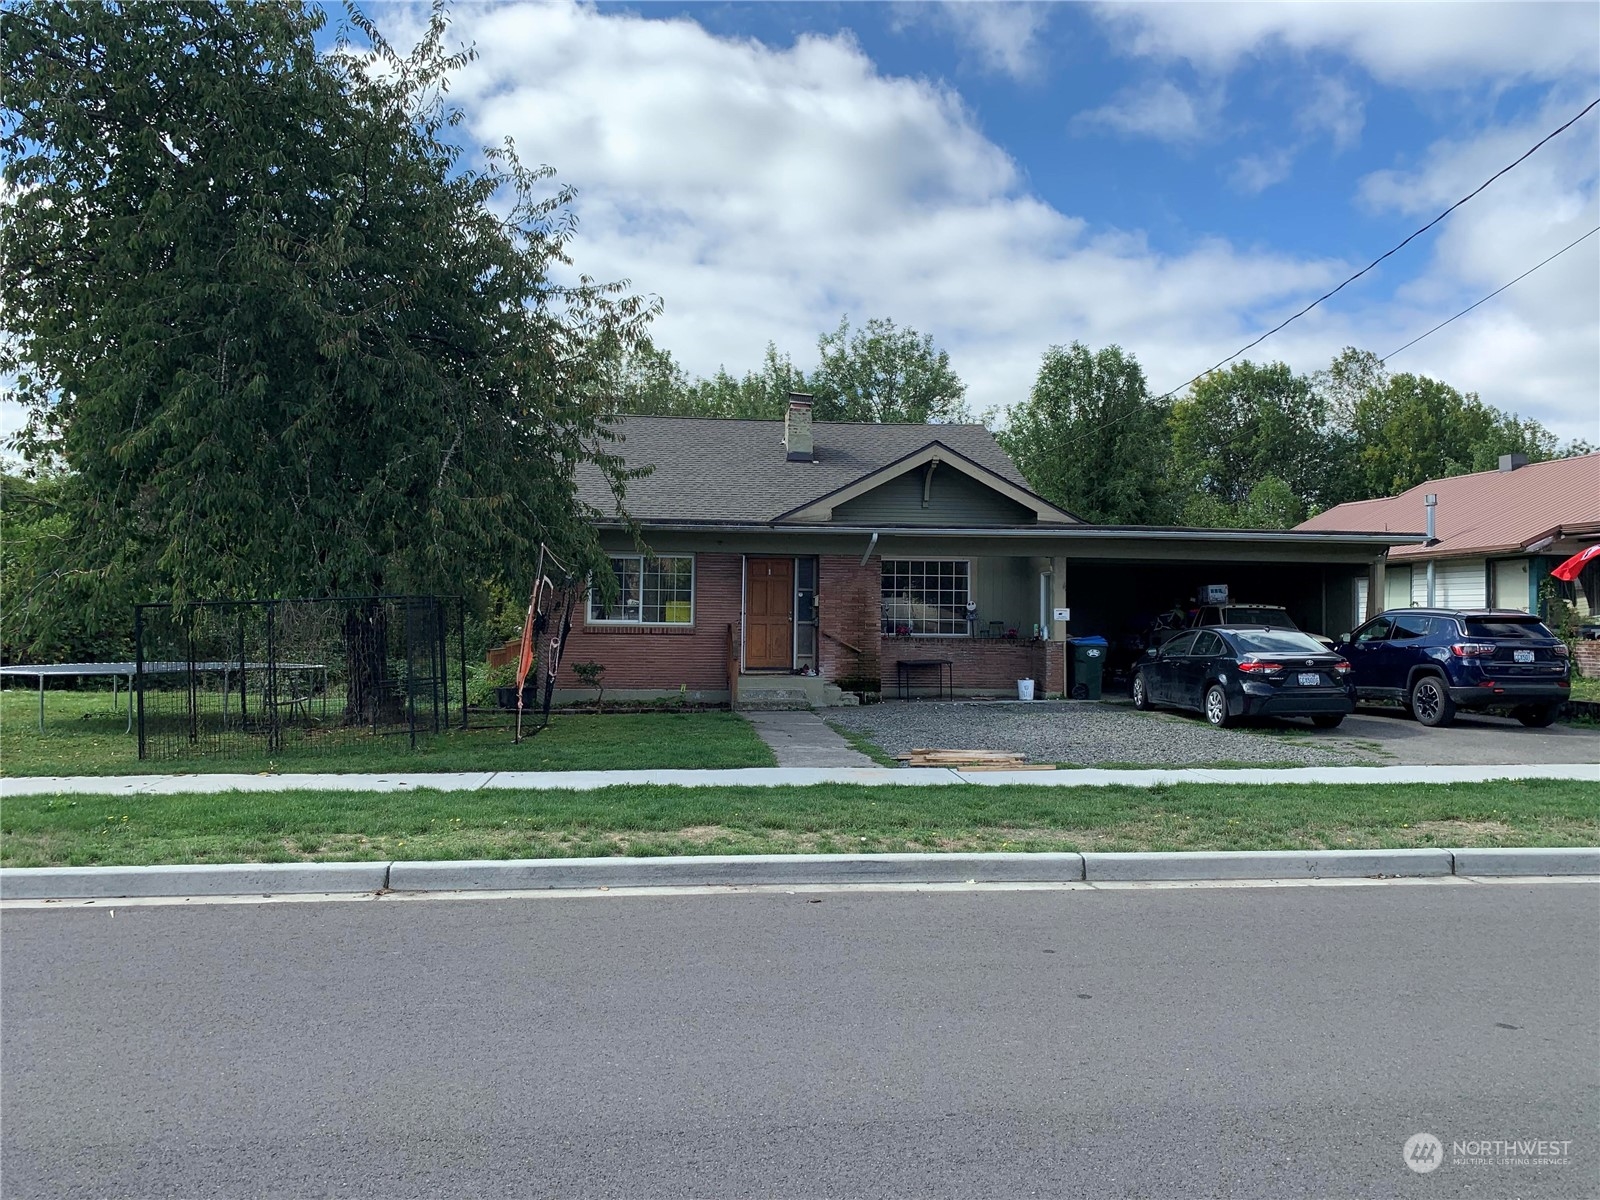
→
(589, 555, 694, 625)
(881, 559, 970, 636)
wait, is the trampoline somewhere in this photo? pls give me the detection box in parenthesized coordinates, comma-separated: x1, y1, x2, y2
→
(0, 661, 326, 733)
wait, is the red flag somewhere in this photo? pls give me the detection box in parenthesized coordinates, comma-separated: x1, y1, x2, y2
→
(514, 600, 536, 696)
(1550, 544, 1600, 582)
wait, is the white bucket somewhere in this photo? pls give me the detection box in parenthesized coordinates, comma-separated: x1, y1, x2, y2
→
(1017, 678, 1035, 701)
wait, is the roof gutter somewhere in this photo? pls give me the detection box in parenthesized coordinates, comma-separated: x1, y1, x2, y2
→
(592, 521, 1427, 547)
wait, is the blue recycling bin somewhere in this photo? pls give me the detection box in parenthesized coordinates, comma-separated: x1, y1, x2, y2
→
(1068, 635, 1108, 700)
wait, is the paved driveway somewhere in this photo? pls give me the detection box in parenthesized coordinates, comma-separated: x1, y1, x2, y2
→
(1335, 705, 1597, 766)
(826, 699, 1596, 768)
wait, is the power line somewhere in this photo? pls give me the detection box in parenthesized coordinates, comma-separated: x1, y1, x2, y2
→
(1380, 224, 1600, 364)
(1148, 93, 1600, 402)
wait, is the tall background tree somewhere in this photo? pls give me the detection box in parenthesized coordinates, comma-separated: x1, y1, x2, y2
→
(808, 316, 968, 423)
(1, 1, 656, 657)
(997, 342, 1174, 524)
(610, 316, 969, 424)
(1167, 360, 1333, 528)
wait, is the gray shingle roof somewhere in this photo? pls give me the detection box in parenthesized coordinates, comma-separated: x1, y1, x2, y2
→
(576, 415, 1037, 524)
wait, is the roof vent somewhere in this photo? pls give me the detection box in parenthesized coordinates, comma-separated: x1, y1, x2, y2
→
(785, 392, 814, 462)
(1498, 453, 1528, 472)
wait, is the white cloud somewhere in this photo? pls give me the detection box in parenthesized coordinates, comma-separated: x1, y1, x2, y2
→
(1297, 75, 1364, 152)
(1351, 91, 1600, 438)
(895, 2, 1052, 80)
(1091, 1, 1600, 87)
(435, 1, 1596, 442)
(1073, 79, 1222, 142)
(1231, 148, 1295, 194)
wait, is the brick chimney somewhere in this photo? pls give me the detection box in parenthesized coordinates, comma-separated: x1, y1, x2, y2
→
(1498, 453, 1529, 472)
(785, 392, 814, 461)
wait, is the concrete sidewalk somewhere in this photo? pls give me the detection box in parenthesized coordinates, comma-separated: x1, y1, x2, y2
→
(2, 761, 1595, 796)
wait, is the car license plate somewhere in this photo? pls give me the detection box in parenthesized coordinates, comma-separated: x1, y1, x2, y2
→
(1514, 650, 1534, 663)
(1297, 672, 1321, 686)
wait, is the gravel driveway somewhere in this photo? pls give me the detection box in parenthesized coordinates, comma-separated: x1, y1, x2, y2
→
(826, 700, 1388, 767)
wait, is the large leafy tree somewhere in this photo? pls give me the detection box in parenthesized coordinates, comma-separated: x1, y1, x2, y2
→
(2, 1, 654, 647)
(1168, 361, 1333, 527)
(998, 342, 1174, 524)
(1343, 369, 1560, 498)
(809, 316, 968, 423)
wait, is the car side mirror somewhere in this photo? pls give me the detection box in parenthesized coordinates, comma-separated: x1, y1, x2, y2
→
(1338, 632, 1350, 643)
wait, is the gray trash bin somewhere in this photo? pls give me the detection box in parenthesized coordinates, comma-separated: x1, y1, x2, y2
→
(1069, 636, 1107, 700)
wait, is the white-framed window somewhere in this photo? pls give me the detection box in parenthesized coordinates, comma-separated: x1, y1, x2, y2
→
(589, 555, 694, 625)
(881, 559, 971, 636)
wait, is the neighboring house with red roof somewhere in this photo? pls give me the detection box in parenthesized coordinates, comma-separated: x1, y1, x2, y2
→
(1297, 453, 1600, 619)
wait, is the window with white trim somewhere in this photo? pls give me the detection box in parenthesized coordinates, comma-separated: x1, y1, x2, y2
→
(589, 555, 694, 625)
(881, 559, 970, 636)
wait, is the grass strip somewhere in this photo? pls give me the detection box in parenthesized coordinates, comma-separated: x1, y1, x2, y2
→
(2, 780, 1594, 868)
(0, 693, 775, 776)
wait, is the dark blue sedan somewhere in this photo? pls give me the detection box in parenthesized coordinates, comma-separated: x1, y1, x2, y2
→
(1132, 627, 1356, 728)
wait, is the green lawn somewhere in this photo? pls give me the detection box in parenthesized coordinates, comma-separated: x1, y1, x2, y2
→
(1569, 675, 1600, 703)
(0, 689, 774, 776)
(2, 779, 1594, 867)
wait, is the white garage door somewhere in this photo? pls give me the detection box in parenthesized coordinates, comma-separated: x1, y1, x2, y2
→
(1411, 558, 1487, 608)
(1385, 566, 1412, 610)
(1491, 559, 1531, 611)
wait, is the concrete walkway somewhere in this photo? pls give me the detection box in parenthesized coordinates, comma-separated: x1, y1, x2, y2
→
(742, 710, 877, 768)
(1, 762, 1594, 796)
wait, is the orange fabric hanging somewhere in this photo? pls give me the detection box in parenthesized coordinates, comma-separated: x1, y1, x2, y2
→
(514, 598, 536, 695)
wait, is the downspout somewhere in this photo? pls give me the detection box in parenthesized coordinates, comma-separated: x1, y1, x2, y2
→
(860, 531, 879, 567)
(1424, 493, 1438, 606)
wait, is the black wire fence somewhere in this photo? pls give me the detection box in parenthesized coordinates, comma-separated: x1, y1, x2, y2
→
(133, 596, 466, 762)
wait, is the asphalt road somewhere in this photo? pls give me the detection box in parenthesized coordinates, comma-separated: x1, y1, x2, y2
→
(4, 883, 1597, 1199)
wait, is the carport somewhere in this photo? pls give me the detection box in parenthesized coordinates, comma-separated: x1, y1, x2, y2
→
(850, 525, 1424, 696)
(1046, 527, 1425, 687)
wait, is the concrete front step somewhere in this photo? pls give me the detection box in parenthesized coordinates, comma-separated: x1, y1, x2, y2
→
(734, 674, 858, 710)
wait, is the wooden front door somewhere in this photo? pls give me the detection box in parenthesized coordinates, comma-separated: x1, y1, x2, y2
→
(745, 558, 794, 670)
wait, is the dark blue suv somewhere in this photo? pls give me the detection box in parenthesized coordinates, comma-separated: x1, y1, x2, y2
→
(1334, 609, 1571, 728)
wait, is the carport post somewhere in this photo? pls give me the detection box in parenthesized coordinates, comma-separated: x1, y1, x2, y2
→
(1368, 557, 1386, 621)
(1049, 557, 1069, 697)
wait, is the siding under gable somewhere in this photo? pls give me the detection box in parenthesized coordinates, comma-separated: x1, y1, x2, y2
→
(831, 465, 1036, 527)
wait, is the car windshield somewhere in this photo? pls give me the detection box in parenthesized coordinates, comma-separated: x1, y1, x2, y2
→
(1463, 618, 1555, 640)
(1224, 608, 1296, 628)
(1227, 630, 1329, 655)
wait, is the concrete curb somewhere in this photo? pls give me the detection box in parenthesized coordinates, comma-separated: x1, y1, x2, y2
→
(0, 861, 391, 900)
(1082, 848, 1453, 882)
(387, 852, 1088, 891)
(1451, 847, 1600, 876)
(4, 848, 1596, 900)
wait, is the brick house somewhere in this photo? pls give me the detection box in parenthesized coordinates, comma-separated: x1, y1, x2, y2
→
(549, 395, 1415, 706)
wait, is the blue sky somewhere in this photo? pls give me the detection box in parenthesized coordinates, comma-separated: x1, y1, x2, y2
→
(365, 0, 1594, 440)
(13, 1, 1591, 453)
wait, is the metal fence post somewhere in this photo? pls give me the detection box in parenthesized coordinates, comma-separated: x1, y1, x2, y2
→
(134, 605, 147, 760)
(457, 596, 468, 729)
(265, 601, 279, 753)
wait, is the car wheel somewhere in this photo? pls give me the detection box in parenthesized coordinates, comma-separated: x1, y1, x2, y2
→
(1515, 703, 1559, 728)
(1203, 684, 1230, 728)
(1311, 714, 1344, 729)
(1132, 674, 1151, 710)
(1409, 675, 1456, 728)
